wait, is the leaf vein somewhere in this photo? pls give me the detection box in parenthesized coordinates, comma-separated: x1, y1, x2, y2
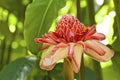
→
(37, 0, 53, 37)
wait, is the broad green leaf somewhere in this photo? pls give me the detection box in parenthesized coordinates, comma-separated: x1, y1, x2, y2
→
(24, 0, 66, 54)
(32, 63, 64, 80)
(0, 56, 36, 80)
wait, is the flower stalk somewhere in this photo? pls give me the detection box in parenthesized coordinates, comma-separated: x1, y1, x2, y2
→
(64, 58, 74, 80)
(80, 54, 85, 80)
(86, 0, 103, 80)
(76, 0, 85, 80)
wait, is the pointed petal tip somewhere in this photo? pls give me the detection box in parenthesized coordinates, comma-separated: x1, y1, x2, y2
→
(40, 57, 55, 70)
(40, 64, 55, 71)
(91, 33, 106, 40)
(34, 38, 40, 43)
(74, 68, 80, 73)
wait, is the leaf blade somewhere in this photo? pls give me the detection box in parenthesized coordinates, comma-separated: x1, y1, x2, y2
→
(24, 0, 66, 54)
(0, 56, 36, 80)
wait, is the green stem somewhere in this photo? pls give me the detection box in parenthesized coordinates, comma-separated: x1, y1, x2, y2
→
(76, 0, 81, 19)
(6, 26, 18, 64)
(76, 0, 85, 80)
(112, 0, 120, 54)
(93, 60, 103, 80)
(86, 0, 95, 25)
(0, 38, 6, 70)
(6, 43, 12, 64)
(64, 58, 74, 80)
(86, 0, 103, 80)
(80, 54, 85, 80)
(113, 0, 120, 38)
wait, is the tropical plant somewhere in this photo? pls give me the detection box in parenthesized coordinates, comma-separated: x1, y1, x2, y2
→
(0, 0, 120, 80)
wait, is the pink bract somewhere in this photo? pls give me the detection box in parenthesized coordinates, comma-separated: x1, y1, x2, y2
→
(35, 14, 114, 73)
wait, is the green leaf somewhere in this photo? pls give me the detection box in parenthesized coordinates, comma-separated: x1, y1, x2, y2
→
(50, 63, 64, 80)
(24, 0, 66, 54)
(29, 63, 64, 80)
(0, 56, 36, 80)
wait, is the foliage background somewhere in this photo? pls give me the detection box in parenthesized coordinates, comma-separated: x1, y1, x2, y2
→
(0, 0, 120, 80)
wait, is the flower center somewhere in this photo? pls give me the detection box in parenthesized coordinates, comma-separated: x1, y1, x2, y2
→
(55, 15, 89, 42)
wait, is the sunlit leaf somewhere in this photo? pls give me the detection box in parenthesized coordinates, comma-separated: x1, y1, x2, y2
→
(0, 56, 36, 80)
(24, 0, 66, 54)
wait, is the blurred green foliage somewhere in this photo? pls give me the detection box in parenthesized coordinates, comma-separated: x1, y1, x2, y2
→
(0, 0, 120, 80)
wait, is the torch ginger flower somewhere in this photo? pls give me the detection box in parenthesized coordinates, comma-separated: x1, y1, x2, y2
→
(35, 14, 114, 73)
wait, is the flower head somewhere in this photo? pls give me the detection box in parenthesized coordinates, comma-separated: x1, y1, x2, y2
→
(35, 14, 114, 73)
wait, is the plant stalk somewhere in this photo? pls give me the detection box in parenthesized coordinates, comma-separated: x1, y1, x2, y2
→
(113, 0, 120, 37)
(80, 54, 85, 80)
(0, 38, 6, 70)
(6, 26, 18, 64)
(76, 0, 85, 80)
(76, 0, 81, 20)
(86, 0, 103, 80)
(64, 58, 74, 80)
